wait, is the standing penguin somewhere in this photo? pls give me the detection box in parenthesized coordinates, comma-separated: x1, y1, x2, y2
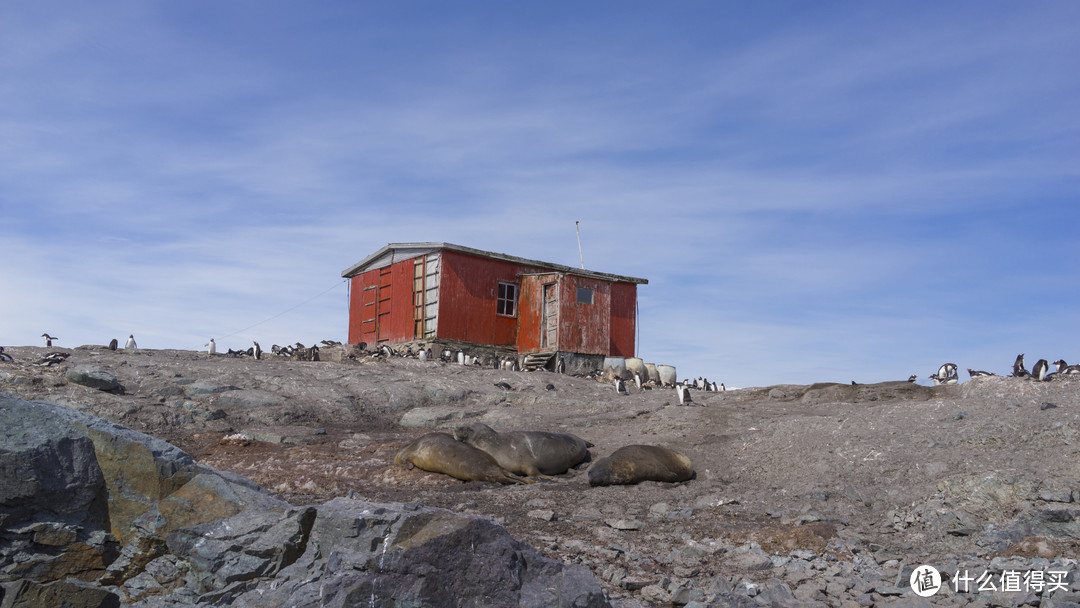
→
(614, 377, 628, 394)
(1012, 354, 1029, 377)
(253, 341, 262, 360)
(1032, 359, 1050, 381)
(125, 335, 137, 349)
(676, 384, 693, 405)
(206, 339, 216, 355)
(108, 338, 119, 351)
(42, 333, 58, 347)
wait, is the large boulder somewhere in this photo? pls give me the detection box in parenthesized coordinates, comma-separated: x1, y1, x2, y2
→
(0, 392, 612, 607)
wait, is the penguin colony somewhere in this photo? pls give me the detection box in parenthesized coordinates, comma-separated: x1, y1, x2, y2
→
(924, 353, 1080, 384)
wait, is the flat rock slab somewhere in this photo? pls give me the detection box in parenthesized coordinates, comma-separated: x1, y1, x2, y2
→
(65, 367, 120, 392)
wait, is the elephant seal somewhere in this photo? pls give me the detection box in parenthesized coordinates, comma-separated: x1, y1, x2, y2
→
(453, 422, 590, 477)
(394, 432, 531, 484)
(587, 445, 694, 486)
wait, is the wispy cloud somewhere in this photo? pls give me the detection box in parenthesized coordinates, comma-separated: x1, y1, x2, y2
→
(1, 2, 1077, 385)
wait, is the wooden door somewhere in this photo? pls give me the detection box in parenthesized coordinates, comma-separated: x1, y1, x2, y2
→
(541, 282, 558, 349)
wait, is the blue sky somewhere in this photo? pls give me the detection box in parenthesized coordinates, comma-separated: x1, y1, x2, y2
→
(2, 2, 1077, 387)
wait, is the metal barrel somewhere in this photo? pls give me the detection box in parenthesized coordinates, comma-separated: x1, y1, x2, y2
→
(603, 357, 627, 378)
(625, 357, 646, 381)
(656, 364, 678, 387)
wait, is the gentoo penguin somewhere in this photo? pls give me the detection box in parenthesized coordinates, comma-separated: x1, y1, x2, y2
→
(206, 339, 216, 355)
(253, 341, 262, 360)
(907, 375, 918, 383)
(494, 381, 513, 391)
(614, 377, 628, 394)
(1032, 359, 1050, 381)
(675, 384, 693, 405)
(634, 373, 642, 390)
(125, 335, 137, 349)
(42, 333, 58, 347)
(418, 348, 428, 362)
(935, 363, 958, 382)
(0, 347, 13, 362)
(457, 351, 465, 365)
(967, 368, 995, 378)
(1053, 359, 1080, 374)
(710, 381, 719, 391)
(380, 344, 393, 358)
(1012, 354, 1029, 377)
(556, 357, 565, 374)
(109, 338, 118, 351)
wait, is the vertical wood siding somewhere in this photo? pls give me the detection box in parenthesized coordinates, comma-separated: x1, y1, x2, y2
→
(346, 258, 417, 345)
(435, 249, 520, 347)
(556, 274, 611, 356)
(609, 282, 637, 357)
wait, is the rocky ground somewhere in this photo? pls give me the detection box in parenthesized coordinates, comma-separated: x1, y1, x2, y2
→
(2, 344, 1079, 607)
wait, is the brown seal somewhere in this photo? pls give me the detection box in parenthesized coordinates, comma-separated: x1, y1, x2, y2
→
(453, 422, 590, 478)
(587, 444, 694, 486)
(394, 432, 532, 484)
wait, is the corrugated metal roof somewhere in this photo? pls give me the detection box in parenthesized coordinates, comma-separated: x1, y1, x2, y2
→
(341, 242, 649, 284)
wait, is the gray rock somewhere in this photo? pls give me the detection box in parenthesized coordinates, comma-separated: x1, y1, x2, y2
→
(65, 367, 121, 392)
(182, 381, 239, 397)
(212, 389, 282, 409)
(1, 394, 613, 608)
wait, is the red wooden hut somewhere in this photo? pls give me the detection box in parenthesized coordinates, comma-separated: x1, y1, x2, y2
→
(341, 243, 647, 367)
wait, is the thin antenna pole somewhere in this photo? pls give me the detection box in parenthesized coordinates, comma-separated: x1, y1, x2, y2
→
(575, 221, 585, 269)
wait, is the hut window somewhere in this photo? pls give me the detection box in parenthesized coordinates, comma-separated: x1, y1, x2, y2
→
(497, 282, 518, 316)
(576, 287, 594, 304)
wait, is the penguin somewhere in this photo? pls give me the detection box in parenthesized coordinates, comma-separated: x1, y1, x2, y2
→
(720, 383, 726, 391)
(418, 349, 428, 362)
(676, 384, 693, 405)
(634, 373, 642, 390)
(1032, 359, 1049, 381)
(206, 339, 216, 355)
(1012, 354, 1028, 377)
(556, 357, 565, 374)
(34, 351, 70, 366)
(494, 381, 513, 391)
(967, 368, 995, 378)
(710, 381, 719, 392)
(935, 363, 958, 382)
(928, 373, 958, 386)
(1053, 359, 1080, 374)
(108, 338, 118, 351)
(614, 377, 628, 394)
(381, 344, 393, 358)
(457, 351, 465, 365)
(42, 333, 58, 347)
(125, 335, 137, 350)
(253, 341, 262, 360)
(907, 375, 918, 383)
(0, 347, 13, 362)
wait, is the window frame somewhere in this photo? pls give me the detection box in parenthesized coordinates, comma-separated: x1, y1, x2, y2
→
(576, 286, 594, 305)
(496, 281, 518, 317)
